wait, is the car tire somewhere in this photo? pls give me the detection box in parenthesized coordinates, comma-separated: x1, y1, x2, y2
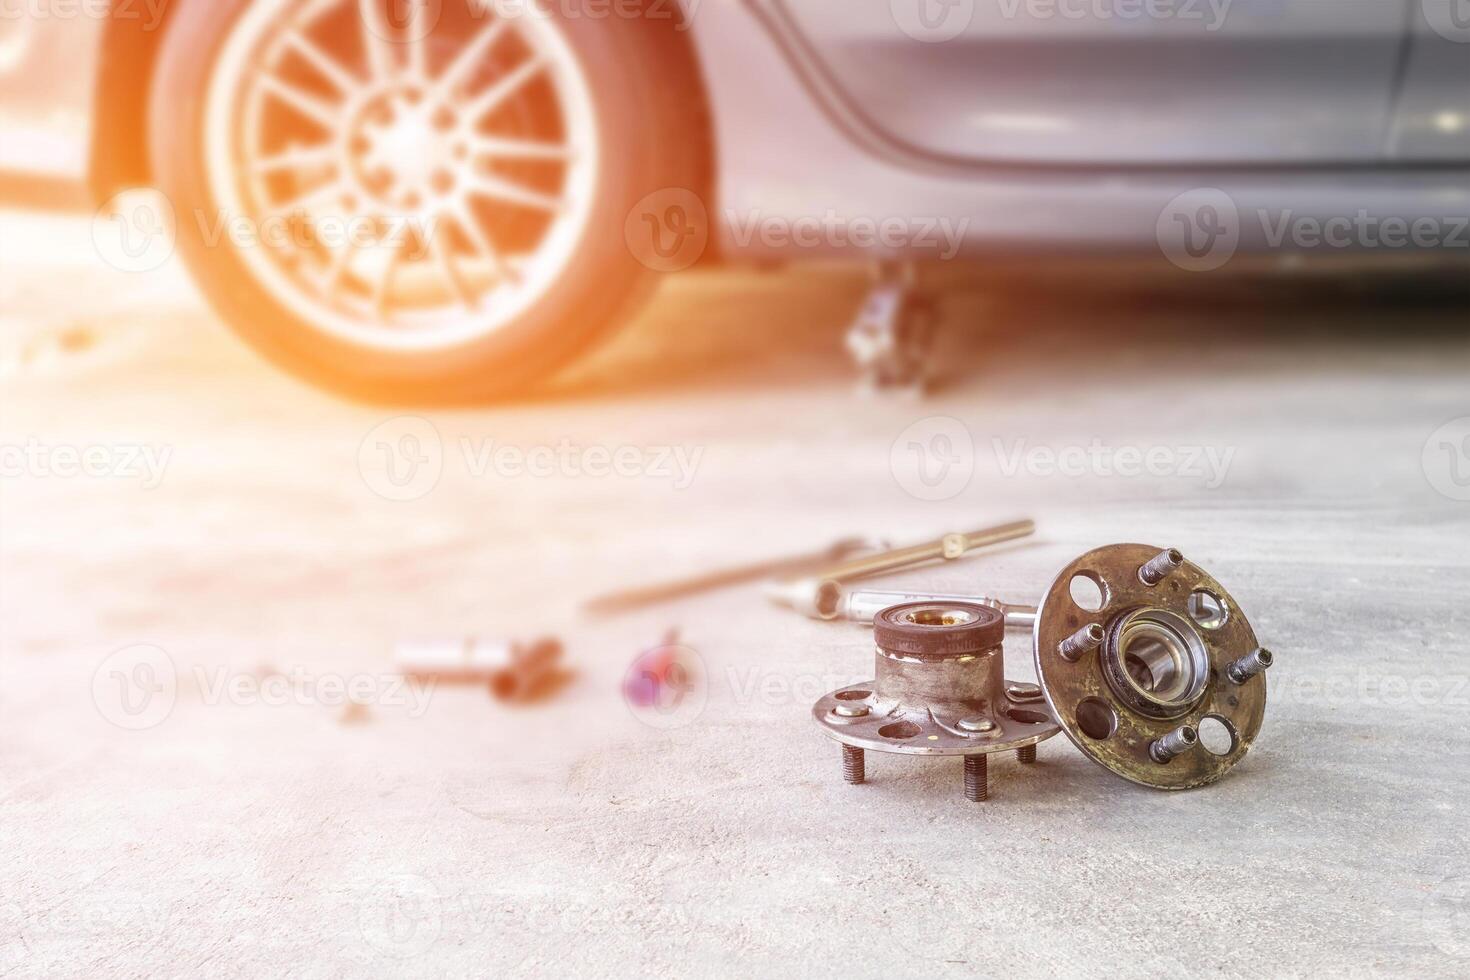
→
(148, 0, 708, 403)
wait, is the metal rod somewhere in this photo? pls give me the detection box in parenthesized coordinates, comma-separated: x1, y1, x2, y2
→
(801, 520, 1035, 585)
(766, 520, 1036, 620)
(581, 536, 878, 615)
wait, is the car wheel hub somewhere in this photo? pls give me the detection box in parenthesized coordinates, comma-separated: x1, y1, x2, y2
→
(203, 0, 600, 351)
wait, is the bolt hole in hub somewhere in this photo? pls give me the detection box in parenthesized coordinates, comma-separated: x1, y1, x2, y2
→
(1076, 697, 1118, 740)
(1188, 590, 1229, 629)
(1197, 715, 1238, 755)
(1069, 572, 1107, 612)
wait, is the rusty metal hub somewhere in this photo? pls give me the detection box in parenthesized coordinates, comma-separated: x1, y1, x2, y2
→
(813, 601, 1060, 801)
(1032, 543, 1273, 790)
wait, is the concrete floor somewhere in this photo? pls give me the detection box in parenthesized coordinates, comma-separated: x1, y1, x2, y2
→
(2, 210, 1469, 976)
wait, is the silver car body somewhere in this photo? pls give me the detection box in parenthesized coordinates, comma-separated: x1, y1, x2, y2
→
(4, 0, 1468, 258)
(680, 0, 1470, 257)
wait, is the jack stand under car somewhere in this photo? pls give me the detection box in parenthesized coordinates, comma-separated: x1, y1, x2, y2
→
(844, 262, 937, 394)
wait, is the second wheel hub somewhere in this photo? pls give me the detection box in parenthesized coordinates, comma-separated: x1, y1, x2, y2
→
(812, 601, 1060, 802)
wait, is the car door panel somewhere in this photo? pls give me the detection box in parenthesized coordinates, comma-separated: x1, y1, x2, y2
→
(1387, 1, 1470, 161)
(773, 0, 1411, 166)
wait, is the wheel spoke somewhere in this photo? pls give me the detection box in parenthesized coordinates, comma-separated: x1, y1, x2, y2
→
(432, 20, 507, 101)
(468, 172, 564, 214)
(258, 74, 340, 130)
(462, 56, 545, 121)
(405, 0, 429, 82)
(429, 233, 474, 308)
(446, 201, 510, 281)
(357, 0, 396, 80)
(282, 29, 361, 95)
(470, 135, 571, 163)
(253, 143, 337, 176)
(372, 242, 403, 314)
(268, 179, 351, 224)
(319, 237, 357, 294)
